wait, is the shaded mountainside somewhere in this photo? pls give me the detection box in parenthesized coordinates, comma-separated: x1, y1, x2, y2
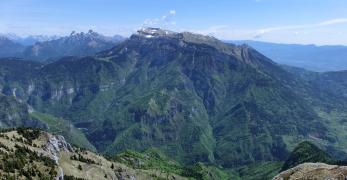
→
(282, 66, 347, 159)
(0, 92, 95, 151)
(274, 141, 347, 179)
(0, 36, 25, 57)
(280, 141, 336, 171)
(0, 94, 44, 128)
(0, 28, 346, 175)
(311, 70, 347, 99)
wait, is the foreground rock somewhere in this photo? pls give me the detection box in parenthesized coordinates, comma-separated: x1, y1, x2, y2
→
(273, 163, 347, 180)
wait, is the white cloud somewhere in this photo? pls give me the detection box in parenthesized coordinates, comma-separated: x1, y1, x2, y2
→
(192, 25, 229, 36)
(169, 10, 176, 15)
(142, 10, 177, 28)
(254, 18, 347, 38)
(188, 25, 256, 40)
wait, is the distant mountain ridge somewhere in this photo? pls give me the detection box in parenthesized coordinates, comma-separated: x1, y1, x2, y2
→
(0, 30, 125, 62)
(2, 34, 61, 46)
(0, 36, 25, 57)
(230, 40, 347, 72)
(22, 30, 124, 62)
(2, 32, 347, 71)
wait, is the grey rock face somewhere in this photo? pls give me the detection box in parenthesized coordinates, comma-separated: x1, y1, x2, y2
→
(273, 163, 347, 180)
(44, 134, 73, 163)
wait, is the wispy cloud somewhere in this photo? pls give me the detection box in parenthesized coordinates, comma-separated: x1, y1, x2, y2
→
(192, 25, 229, 36)
(188, 25, 255, 40)
(186, 18, 347, 45)
(254, 18, 347, 38)
(142, 10, 177, 28)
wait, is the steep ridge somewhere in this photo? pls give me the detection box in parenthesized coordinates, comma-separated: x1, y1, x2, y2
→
(274, 141, 347, 180)
(280, 141, 335, 171)
(0, 28, 342, 169)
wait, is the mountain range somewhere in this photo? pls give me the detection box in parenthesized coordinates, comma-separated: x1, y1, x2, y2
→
(1, 33, 61, 45)
(1, 28, 347, 179)
(0, 30, 124, 62)
(3, 32, 347, 72)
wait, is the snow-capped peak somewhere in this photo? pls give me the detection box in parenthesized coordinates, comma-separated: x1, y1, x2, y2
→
(137, 27, 176, 38)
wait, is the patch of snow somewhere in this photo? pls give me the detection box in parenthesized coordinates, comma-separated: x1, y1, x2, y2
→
(66, 88, 74, 94)
(27, 105, 34, 113)
(12, 88, 17, 97)
(28, 83, 35, 94)
(145, 35, 154, 38)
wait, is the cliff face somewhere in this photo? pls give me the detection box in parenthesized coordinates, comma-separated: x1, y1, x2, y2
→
(273, 163, 347, 180)
(0, 94, 45, 129)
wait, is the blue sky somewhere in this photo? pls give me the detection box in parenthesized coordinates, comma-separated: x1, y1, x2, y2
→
(1, 0, 347, 45)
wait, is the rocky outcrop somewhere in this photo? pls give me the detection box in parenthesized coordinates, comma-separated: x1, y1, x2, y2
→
(44, 133, 73, 163)
(41, 133, 73, 180)
(273, 163, 347, 180)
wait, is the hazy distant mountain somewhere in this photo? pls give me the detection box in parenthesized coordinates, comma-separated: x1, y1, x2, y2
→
(0, 36, 25, 57)
(230, 40, 347, 72)
(16, 35, 60, 46)
(21, 30, 125, 62)
(111, 34, 126, 42)
(2, 33, 60, 46)
(0, 31, 125, 62)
